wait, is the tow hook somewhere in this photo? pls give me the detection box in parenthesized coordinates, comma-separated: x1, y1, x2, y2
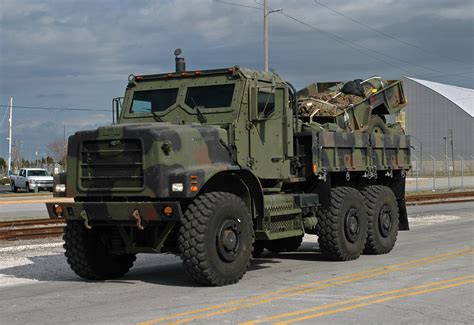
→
(80, 210, 92, 230)
(132, 209, 144, 230)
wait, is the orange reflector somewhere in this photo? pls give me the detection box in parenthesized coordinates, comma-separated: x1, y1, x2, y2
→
(190, 175, 198, 179)
(194, 71, 202, 75)
(163, 206, 173, 216)
(313, 163, 318, 174)
(54, 205, 64, 216)
(191, 181, 198, 185)
(190, 185, 199, 192)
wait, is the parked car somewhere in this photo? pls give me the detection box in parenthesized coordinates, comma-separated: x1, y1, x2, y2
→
(10, 168, 53, 192)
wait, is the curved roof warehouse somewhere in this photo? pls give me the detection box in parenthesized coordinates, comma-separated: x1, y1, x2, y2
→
(402, 77, 473, 172)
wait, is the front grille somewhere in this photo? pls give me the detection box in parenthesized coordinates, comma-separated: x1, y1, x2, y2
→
(80, 139, 144, 190)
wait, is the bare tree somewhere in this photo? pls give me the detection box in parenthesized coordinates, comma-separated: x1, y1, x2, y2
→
(48, 138, 68, 168)
(12, 139, 23, 172)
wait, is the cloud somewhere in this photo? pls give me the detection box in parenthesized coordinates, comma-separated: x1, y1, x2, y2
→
(0, 0, 472, 160)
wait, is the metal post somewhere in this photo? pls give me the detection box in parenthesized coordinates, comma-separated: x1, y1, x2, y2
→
(443, 136, 448, 175)
(263, 0, 269, 72)
(415, 157, 419, 191)
(458, 155, 464, 189)
(446, 155, 451, 190)
(430, 155, 435, 191)
(449, 129, 454, 173)
(7, 97, 13, 175)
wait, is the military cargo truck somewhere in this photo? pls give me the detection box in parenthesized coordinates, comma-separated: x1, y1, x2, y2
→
(46, 51, 410, 286)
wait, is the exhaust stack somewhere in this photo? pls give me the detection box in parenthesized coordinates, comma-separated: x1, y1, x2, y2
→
(174, 48, 185, 73)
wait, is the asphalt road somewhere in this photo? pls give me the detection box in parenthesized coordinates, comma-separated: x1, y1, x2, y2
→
(0, 202, 472, 324)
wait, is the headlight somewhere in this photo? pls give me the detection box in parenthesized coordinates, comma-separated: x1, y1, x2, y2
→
(55, 184, 66, 192)
(29, 180, 36, 184)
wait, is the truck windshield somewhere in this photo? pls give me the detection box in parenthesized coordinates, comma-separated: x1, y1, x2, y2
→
(28, 170, 49, 176)
(185, 84, 235, 109)
(130, 88, 179, 113)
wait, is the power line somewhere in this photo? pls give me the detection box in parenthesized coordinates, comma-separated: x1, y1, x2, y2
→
(312, 0, 472, 66)
(215, 0, 473, 81)
(277, 10, 472, 79)
(214, 0, 262, 10)
(215, 1, 414, 74)
(0, 104, 109, 112)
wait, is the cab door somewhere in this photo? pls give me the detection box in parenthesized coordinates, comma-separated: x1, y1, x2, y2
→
(248, 83, 292, 179)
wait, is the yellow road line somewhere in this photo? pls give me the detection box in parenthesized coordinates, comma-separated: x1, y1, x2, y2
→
(242, 274, 474, 324)
(136, 247, 473, 325)
(0, 198, 72, 205)
(276, 277, 474, 325)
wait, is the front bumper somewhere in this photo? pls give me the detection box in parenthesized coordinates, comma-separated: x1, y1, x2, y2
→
(30, 183, 53, 190)
(46, 201, 183, 223)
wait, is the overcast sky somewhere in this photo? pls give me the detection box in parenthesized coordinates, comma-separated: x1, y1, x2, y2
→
(0, 0, 473, 161)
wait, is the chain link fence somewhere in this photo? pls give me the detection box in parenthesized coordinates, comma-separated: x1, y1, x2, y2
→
(409, 156, 473, 191)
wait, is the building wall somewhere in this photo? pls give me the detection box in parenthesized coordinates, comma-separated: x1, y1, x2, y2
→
(403, 78, 473, 170)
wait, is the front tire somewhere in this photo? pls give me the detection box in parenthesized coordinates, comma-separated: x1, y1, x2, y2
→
(11, 182, 18, 193)
(179, 192, 253, 286)
(63, 221, 136, 280)
(361, 186, 399, 255)
(315, 187, 368, 261)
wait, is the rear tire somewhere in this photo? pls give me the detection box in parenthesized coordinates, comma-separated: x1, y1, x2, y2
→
(63, 221, 136, 280)
(361, 186, 399, 255)
(315, 187, 367, 261)
(179, 192, 253, 286)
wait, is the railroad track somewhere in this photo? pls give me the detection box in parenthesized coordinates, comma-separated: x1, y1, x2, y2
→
(0, 191, 472, 241)
(0, 219, 64, 241)
(406, 190, 474, 205)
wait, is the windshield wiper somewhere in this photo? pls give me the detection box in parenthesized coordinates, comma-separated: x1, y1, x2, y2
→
(190, 96, 207, 123)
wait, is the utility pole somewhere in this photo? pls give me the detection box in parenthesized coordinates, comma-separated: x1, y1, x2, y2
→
(263, 0, 281, 72)
(263, 0, 269, 72)
(7, 97, 13, 175)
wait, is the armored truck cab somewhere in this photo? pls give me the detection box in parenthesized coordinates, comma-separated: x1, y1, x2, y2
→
(47, 53, 410, 286)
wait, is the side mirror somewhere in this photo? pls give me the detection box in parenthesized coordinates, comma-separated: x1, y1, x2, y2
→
(112, 97, 123, 124)
(249, 87, 259, 121)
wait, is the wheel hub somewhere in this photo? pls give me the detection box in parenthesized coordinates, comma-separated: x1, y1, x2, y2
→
(216, 219, 241, 262)
(378, 205, 392, 237)
(344, 208, 360, 243)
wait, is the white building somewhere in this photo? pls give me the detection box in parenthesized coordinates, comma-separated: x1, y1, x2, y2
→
(402, 77, 473, 174)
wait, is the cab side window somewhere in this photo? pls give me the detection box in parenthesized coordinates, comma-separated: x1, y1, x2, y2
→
(257, 92, 275, 118)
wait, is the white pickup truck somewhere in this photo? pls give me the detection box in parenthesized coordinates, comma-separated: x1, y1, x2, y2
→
(10, 168, 54, 192)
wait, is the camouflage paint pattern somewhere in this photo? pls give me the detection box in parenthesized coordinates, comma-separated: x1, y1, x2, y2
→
(66, 122, 237, 199)
(46, 66, 410, 238)
(313, 131, 410, 175)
